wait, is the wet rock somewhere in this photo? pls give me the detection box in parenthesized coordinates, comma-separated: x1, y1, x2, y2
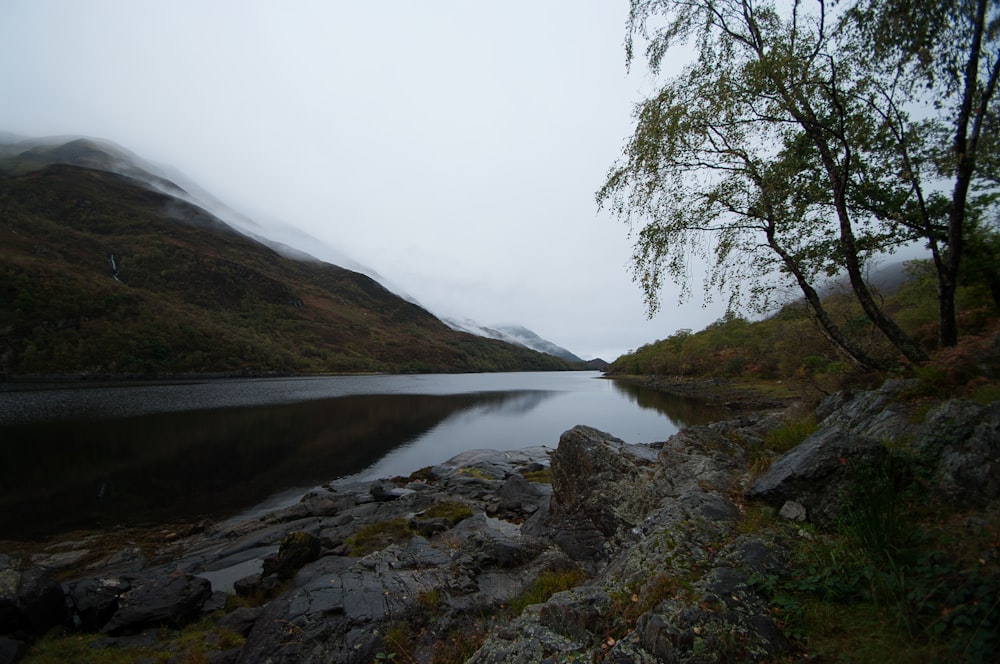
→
(0, 568, 65, 637)
(103, 572, 212, 635)
(68, 576, 130, 631)
(263, 531, 321, 580)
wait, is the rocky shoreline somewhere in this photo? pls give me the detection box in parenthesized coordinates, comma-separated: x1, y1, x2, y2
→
(2, 379, 998, 663)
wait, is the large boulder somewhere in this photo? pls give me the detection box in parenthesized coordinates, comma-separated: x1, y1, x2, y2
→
(917, 399, 1000, 505)
(745, 427, 887, 527)
(547, 425, 664, 561)
(68, 576, 131, 631)
(262, 531, 321, 580)
(102, 572, 212, 635)
(470, 421, 790, 664)
(813, 379, 919, 441)
(0, 566, 66, 638)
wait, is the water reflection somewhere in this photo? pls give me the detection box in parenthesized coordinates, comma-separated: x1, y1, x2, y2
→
(0, 391, 538, 539)
(609, 380, 731, 427)
(0, 374, 730, 540)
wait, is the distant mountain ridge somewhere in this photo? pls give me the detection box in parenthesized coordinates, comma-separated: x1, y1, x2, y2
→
(443, 319, 585, 363)
(0, 135, 574, 376)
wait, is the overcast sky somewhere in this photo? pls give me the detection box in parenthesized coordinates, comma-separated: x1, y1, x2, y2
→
(0, 0, 726, 361)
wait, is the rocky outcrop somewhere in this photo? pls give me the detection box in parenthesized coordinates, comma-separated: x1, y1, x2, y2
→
(916, 399, 1000, 505)
(102, 573, 213, 635)
(546, 426, 664, 562)
(748, 381, 1000, 524)
(745, 427, 888, 527)
(0, 565, 65, 639)
(471, 419, 791, 663)
(234, 447, 570, 664)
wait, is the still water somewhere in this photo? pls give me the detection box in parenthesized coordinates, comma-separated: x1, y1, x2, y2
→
(0, 372, 727, 539)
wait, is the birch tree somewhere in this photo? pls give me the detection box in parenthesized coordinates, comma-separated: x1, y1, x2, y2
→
(600, 0, 998, 365)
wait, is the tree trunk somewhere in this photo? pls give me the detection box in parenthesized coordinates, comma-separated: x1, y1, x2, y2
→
(765, 227, 890, 371)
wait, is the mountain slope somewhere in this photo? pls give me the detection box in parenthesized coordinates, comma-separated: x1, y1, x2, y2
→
(444, 318, 585, 363)
(0, 159, 572, 376)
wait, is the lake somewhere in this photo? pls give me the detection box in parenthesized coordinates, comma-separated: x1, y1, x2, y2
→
(0, 372, 727, 539)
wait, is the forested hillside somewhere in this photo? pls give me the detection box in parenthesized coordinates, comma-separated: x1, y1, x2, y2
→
(609, 263, 1000, 399)
(0, 163, 573, 377)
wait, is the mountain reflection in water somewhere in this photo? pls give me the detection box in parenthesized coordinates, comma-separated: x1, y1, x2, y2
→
(0, 373, 728, 539)
(0, 391, 538, 539)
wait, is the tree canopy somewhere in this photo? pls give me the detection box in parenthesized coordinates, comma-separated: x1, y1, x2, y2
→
(599, 0, 999, 367)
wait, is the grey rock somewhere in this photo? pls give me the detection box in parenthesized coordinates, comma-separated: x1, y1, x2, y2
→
(89, 546, 146, 574)
(635, 612, 680, 663)
(215, 606, 261, 637)
(0, 568, 65, 636)
(815, 379, 918, 441)
(538, 586, 610, 640)
(917, 400, 1000, 505)
(658, 424, 747, 495)
(778, 501, 807, 522)
(745, 426, 887, 527)
(29, 549, 90, 573)
(298, 488, 357, 516)
(0, 636, 27, 664)
(729, 538, 785, 577)
(369, 479, 413, 502)
(68, 576, 130, 631)
(548, 426, 664, 561)
(263, 531, 321, 580)
(231, 574, 262, 598)
(497, 474, 547, 514)
(103, 573, 212, 635)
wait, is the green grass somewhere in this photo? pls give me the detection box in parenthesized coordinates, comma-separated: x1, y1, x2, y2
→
(761, 415, 818, 455)
(343, 518, 416, 556)
(422, 500, 473, 525)
(749, 450, 1000, 663)
(522, 468, 552, 483)
(506, 566, 589, 615)
(23, 613, 244, 664)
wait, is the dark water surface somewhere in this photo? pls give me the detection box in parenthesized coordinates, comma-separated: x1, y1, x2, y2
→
(0, 372, 727, 539)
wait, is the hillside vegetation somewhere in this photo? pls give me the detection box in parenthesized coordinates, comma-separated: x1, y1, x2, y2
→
(0, 163, 572, 377)
(608, 263, 1000, 401)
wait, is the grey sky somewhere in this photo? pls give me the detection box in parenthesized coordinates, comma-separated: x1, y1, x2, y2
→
(0, 0, 724, 361)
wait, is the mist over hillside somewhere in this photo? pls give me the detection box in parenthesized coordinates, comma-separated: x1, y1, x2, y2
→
(443, 318, 585, 363)
(0, 135, 578, 376)
(0, 134, 589, 366)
